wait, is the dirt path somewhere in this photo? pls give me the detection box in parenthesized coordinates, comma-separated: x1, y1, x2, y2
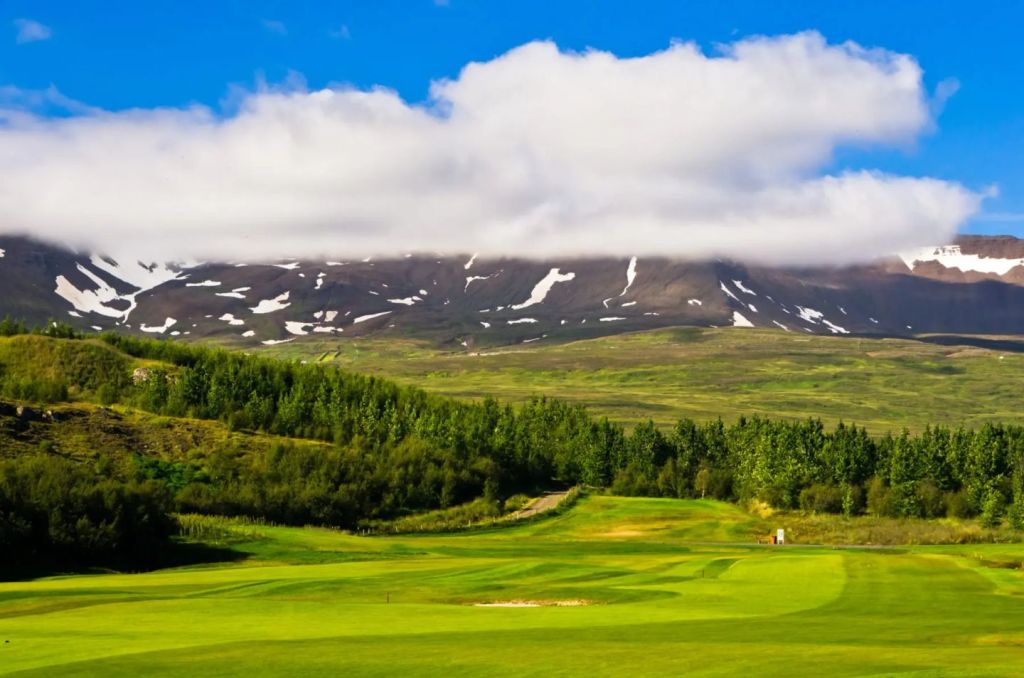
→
(510, 490, 571, 520)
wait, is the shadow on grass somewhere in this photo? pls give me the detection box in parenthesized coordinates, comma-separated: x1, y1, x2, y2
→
(914, 334, 1024, 353)
(1, 540, 249, 582)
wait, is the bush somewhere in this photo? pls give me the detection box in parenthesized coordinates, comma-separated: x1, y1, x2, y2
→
(503, 494, 531, 513)
(945, 489, 973, 519)
(842, 484, 865, 517)
(799, 484, 844, 514)
(980, 489, 1006, 528)
(916, 481, 946, 519)
(867, 477, 895, 517)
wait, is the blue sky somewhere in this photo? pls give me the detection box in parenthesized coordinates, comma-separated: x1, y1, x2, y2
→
(2, 0, 1022, 241)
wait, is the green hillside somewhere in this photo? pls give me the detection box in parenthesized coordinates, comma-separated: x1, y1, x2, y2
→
(261, 327, 1024, 432)
(5, 328, 1024, 577)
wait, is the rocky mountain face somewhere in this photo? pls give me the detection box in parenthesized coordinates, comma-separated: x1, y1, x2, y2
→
(2, 235, 1024, 347)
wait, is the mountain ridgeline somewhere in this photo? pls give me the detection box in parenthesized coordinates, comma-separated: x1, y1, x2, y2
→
(4, 325, 1024, 572)
(6, 234, 1024, 347)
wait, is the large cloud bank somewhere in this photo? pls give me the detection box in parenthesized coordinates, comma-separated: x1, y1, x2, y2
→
(0, 32, 981, 263)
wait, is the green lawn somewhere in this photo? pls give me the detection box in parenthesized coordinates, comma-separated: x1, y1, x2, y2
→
(258, 327, 1024, 432)
(4, 496, 1024, 676)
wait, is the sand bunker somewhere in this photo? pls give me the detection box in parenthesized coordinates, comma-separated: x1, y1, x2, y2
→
(474, 600, 589, 608)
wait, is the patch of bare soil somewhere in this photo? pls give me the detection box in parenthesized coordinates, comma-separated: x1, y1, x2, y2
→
(511, 491, 569, 519)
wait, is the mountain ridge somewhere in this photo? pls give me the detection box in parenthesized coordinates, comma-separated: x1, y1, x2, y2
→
(3, 234, 1024, 345)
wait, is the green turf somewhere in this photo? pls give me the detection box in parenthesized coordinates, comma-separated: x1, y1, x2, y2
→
(4, 496, 1024, 676)
(259, 327, 1024, 432)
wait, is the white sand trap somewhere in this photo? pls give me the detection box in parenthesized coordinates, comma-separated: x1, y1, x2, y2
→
(474, 600, 590, 608)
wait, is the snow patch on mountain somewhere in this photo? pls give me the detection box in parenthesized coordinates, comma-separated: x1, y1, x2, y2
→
(219, 313, 244, 326)
(511, 268, 575, 310)
(186, 280, 221, 287)
(719, 281, 740, 302)
(464, 253, 478, 270)
(620, 257, 638, 296)
(88, 254, 187, 292)
(274, 262, 300, 270)
(54, 271, 125, 319)
(688, 299, 702, 306)
(796, 306, 824, 324)
(261, 338, 294, 345)
(901, 245, 1024, 276)
(732, 279, 756, 295)
(795, 305, 849, 334)
(216, 286, 250, 299)
(285, 321, 313, 335)
(353, 311, 391, 324)
(465, 271, 500, 292)
(600, 317, 626, 322)
(54, 255, 188, 321)
(507, 318, 538, 325)
(732, 311, 754, 328)
(388, 296, 421, 306)
(140, 317, 176, 334)
(822, 319, 850, 334)
(250, 291, 290, 314)
(772, 320, 790, 331)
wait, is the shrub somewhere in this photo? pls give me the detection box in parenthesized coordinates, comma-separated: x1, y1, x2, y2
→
(945, 489, 973, 519)
(799, 484, 844, 514)
(980, 489, 1006, 528)
(916, 481, 946, 519)
(1006, 496, 1024, 531)
(867, 477, 893, 517)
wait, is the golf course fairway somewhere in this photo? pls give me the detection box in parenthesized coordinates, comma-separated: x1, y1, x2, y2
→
(3, 496, 1024, 676)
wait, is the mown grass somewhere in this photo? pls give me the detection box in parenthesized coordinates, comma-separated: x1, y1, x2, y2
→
(260, 327, 1024, 432)
(4, 496, 1024, 676)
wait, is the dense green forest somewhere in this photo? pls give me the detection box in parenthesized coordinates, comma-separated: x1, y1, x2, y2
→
(3, 320, 1024, 569)
(0, 454, 174, 574)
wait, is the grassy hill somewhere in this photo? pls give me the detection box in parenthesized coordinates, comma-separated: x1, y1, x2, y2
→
(4, 495, 1024, 676)
(261, 327, 1024, 432)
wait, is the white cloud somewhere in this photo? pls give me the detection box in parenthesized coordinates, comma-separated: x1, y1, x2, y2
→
(261, 19, 287, 36)
(329, 24, 351, 40)
(0, 32, 981, 264)
(14, 18, 51, 44)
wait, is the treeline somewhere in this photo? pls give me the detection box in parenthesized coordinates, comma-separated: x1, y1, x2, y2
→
(608, 418, 1024, 527)
(2, 324, 1024, 546)
(0, 454, 175, 574)
(0, 316, 80, 339)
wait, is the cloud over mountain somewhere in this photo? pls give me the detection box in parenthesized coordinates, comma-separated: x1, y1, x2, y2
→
(0, 32, 981, 263)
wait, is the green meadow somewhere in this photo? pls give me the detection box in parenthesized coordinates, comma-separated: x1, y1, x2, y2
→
(4, 495, 1024, 676)
(261, 327, 1024, 432)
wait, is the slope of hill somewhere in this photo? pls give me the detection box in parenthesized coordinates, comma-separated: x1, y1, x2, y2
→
(5, 234, 1024, 345)
(262, 327, 1024, 432)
